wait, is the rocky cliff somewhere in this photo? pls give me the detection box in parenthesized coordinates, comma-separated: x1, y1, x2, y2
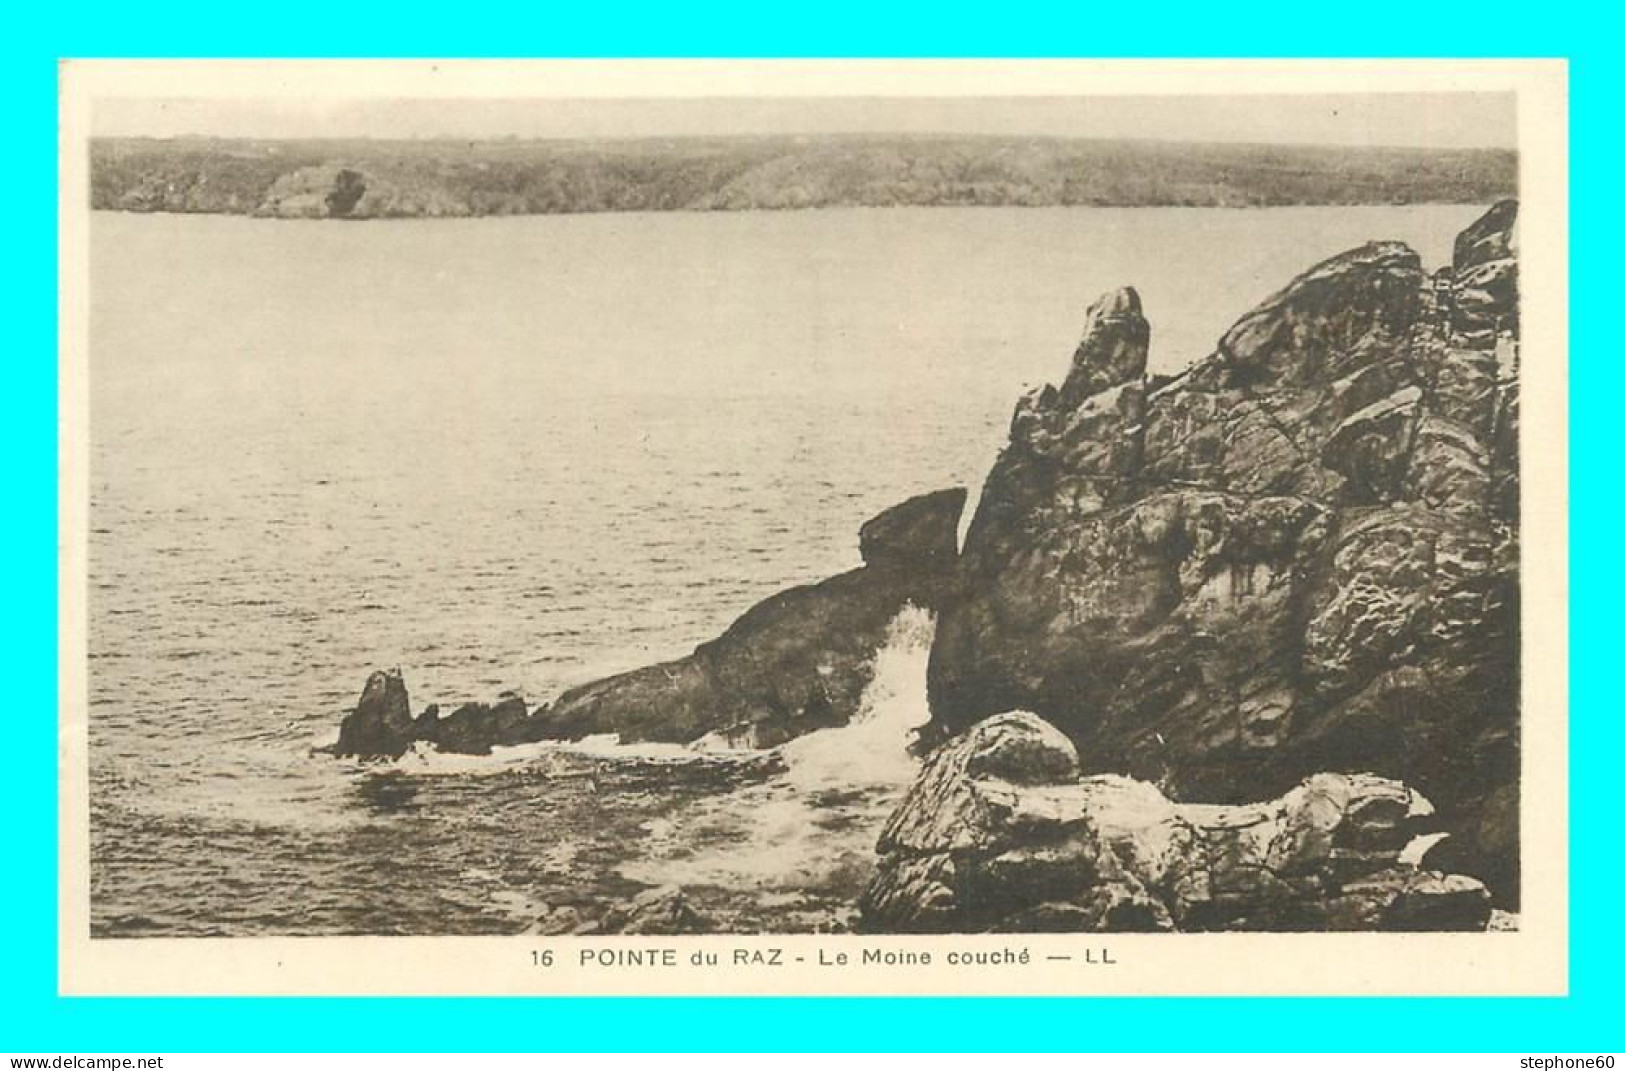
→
(332, 487, 965, 758)
(926, 201, 1520, 905)
(863, 712, 1494, 932)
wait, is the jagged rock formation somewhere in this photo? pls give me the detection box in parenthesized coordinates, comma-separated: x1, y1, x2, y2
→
(862, 712, 1493, 932)
(329, 669, 532, 761)
(332, 667, 416, 759)
(927, 202, 1520, 904)
(331, 487, 965, 758)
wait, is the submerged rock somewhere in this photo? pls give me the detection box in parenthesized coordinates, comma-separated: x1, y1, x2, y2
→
(332, 487, 965, 758)
(862, 712, 1491, 933)
(601, 885, 715, 935)
(530, 885, 716, 936)
(926, 202, 1520, 904)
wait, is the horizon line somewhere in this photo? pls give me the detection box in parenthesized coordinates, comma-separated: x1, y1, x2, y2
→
(90, 130, 1520, 154)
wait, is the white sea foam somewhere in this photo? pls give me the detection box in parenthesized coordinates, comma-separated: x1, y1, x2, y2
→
(778, 602, 936, 791)
(388, 739, 566, 776)
(306, 727, 341, 752)
(385, 728, 763, 778)
(619, 605, 935, 895)
(1400, 831, 1451, 867)
(553, 734, 755, 763)
(379, 607, 933, 781)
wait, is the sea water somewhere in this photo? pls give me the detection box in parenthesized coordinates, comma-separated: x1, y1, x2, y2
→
(85, 204, 1485, 935)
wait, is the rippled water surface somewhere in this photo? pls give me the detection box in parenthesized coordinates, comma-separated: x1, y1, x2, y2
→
(86, 205, 1487, 935)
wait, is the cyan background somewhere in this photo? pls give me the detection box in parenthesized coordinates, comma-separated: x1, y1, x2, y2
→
(9, 4, 1608, 1051)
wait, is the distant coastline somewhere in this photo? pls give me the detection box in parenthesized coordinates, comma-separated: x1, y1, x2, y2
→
(91, 134, 1518, 219)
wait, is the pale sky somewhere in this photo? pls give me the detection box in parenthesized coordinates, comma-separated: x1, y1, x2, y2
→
(93, 93, 1517, 150)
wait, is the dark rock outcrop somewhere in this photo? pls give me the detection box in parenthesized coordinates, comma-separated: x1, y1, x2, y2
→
(332, 669, 418, 760)
(539, 487, 966, 749)
(862, 712, 1492, 933)
(927, 202, 1520, 904)
(424, 695, 532, 755)
(860, 487, 965, 574)
(332, 487, 965, 758)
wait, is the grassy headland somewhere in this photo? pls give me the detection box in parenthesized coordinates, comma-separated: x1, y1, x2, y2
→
(91, 134, 1517, 218)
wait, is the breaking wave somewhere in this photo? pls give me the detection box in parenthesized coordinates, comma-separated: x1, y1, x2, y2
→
(615, 604, 935, 905)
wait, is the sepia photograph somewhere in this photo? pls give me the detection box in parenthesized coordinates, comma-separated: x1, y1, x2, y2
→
(56, 59, 1569, 996)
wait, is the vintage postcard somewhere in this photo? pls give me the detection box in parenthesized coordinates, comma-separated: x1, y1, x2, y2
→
(57, 58, 1569, 996)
